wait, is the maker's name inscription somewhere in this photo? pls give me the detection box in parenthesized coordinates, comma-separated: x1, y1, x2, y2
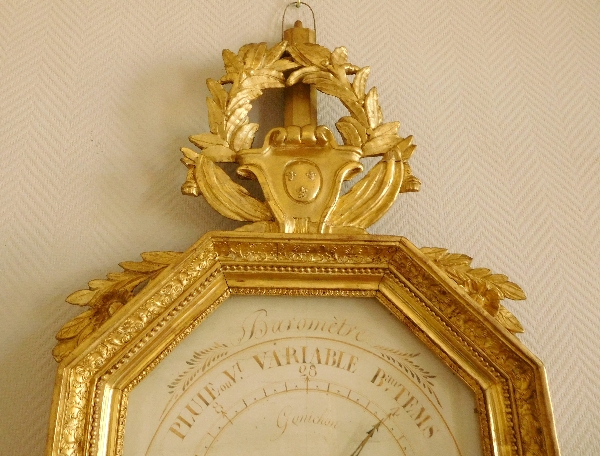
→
(275, 405, 337, 438)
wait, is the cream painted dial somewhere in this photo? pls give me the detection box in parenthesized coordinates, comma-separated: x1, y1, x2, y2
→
(123, 296, 482, 456)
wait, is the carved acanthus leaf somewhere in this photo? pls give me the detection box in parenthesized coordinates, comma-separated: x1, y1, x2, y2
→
(53, 251, 182, 362)
(420, 247, 526, 334)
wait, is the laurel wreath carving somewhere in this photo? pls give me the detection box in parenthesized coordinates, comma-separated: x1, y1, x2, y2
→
(53, 251, 182, 362)
(420, 247, 526, 334)
(376, 346, 441, 406)
(181, 40, 420, 231)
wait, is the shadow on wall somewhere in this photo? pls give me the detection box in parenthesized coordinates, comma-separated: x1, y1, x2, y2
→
(113, 59, 247, 238)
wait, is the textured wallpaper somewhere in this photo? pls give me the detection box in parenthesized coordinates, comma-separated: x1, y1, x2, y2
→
(1, 0, 599, 454)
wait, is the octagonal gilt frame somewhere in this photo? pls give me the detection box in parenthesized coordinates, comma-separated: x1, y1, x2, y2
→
(47, 232, 559, 456)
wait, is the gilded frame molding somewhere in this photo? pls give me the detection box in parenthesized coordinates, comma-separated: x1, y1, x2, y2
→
(47, 232, 559, 456)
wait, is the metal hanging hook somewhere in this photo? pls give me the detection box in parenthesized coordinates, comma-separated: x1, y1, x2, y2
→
(282, 2, 316, 40)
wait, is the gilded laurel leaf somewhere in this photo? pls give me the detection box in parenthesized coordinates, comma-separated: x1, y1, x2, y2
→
(207, 98, 225, 136)
(363, 134, 404, 157)
(51, 338, 78, 364)
(77, 323, 96, 344)
(53, 251, 183, 362)
(232, 123, 259, 151)
(287, 66, 320, 86)
(141, 251, 181, 264)
(270, 58, 300, 72)
(365, 87, 383, 129)
(241, 69, 285, 91)
(285, 45, 313, 67)
(202, 145, 236, 162)
(222, 49, 243, 73)
(419, 246, 442, 260)
(352, 66, 370, 99)
(420, 247, 527, 334)
(189, 133, 227, 149)
(181, 146, 199, 161)
(331, 46, 348, 66)
(56, 310, 94, 339)
(496, 280, 527, 300)
(239, 42, 267, 69)
(207, 79, 228, 111)
(373, 121, 400, 137)
(225, 104, 252, 143)
(88, 279, 112, 291)
(336, 120, 363, 147)
(263, 41, 288, 67)
(496, 306, 525, 333)
(119, 260, 166, 273)
(236, 44, 254, 65)
(340, 97, 370, 128)
(338, 116, 367, 144)
(287, 43, 331, 69)
(400, 143, 416, 161)
(225, 88, 261, 116)
(301, 72, 354, 100)
(66, 289, 96, 306)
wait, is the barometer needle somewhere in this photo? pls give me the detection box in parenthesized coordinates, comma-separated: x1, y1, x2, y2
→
(349, 415, 387, 456)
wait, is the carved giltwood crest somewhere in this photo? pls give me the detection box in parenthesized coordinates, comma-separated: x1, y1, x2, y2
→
(180, 34, 420, 234)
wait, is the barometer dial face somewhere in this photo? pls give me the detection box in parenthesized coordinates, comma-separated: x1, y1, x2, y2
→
(123, 296, 482, 456)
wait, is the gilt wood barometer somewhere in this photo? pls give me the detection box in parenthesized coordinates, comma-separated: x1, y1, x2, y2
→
(47, 12, 560, 456)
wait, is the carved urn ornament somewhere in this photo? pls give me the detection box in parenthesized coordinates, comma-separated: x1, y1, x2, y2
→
(48, 7, 559, 456)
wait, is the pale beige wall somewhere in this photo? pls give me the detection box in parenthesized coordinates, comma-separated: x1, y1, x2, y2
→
(1, 1, 599, 454)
